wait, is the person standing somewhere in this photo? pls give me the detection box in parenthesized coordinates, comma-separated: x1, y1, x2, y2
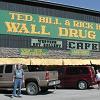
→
(96, 70, 100, 89)
(12, 64, 24, 97)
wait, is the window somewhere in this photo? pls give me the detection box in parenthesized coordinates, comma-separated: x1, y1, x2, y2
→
(67, 67, 89, 75)
(67, 67, 80, 75)
(5, 65, 13, 73)
(22, 65, 29, 72)
(28, 65, 45, 72)
(79, 67, 89, 74)
(45, 66, 57, 71)
(0, 65, 4, 73)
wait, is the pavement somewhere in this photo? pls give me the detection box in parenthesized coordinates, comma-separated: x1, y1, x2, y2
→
(0, 85, 100, 100)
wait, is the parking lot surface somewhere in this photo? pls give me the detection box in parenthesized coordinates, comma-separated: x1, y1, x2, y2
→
(0, 86, 100, 100)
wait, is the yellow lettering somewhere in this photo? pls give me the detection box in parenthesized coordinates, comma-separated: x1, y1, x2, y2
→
(88, 23, 93, 29)
(25, 15, 33, 21)
(18, 23, 30, 33)
(88, 31, 96, 39)
(9, 12, 33, 21)
(39, 16, 45, 23)
(39, 16, 60, 25)
(31, 24, 40, 34)
(41, 25, 50, 35)
(96, 24, 100, 30)
(17, 14, 24, 21)
(65, 20, 70, 26)
(54, 18, 60, 24)
(5, 22, 50, 36)
(5, 22, 20, 32)
(73, 21, 79, 27)
(80, 22, 84, 28)
(58, 27, 68, 36)
(73, 21, 93, 29)
(69, 29, 78, 37)
(78, 30, 87, 38)
(58, 27, 96, 40)
(9, 12, 16, 20)
(47, 17, 52, 24)
(17, 14, 33, 21)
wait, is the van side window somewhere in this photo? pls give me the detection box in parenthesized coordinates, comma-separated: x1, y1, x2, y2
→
(0, 65, 4, 73)
(79, 67, 89, 74)
(67, 67, 89, 75)
(67, 67, 80, 75)
(5, 65, 13, 73)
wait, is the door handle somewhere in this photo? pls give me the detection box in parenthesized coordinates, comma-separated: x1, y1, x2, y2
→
(0, 75, 2, 77)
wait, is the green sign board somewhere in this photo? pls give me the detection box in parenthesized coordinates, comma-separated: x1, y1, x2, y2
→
(0, 9, 100, 41)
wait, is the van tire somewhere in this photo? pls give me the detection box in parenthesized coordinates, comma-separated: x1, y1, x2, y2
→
(26, 82, 39, 95)
(77, 81, 88, 90)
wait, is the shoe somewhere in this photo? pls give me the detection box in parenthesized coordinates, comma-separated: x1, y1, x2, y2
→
(11, 95, 14, 98)
(18, 95, 22, 97)
(13, 94, 17, 97)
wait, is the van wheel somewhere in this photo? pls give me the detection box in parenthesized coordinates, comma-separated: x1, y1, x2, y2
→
(26, 82, 39, 95)
(77, 81, 88, 90)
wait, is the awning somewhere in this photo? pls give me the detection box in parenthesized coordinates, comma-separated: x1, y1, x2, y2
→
(90, 59, 100, 65)
(30, 59, 63, 65)
(30, 59, 91, 65)
(0, 58, 31, 65)
(1, 58, 99, 65)
(63, 59, 91, 65)
(0, 58, 63, 65)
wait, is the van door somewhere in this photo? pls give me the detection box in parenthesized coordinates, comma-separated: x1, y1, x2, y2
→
(0, 65, 4, 87)
(63, 67, 80, 88)
(1, 65, 13, 87)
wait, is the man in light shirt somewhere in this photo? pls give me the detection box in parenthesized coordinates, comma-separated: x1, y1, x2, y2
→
(96, 70, 100, 89)
(12, 64, 24, 97)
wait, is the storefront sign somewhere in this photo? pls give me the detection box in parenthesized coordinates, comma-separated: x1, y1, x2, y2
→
(66, 40, 99, 51)
(31, 38, 62, 49)
(0, 10, 100, 41)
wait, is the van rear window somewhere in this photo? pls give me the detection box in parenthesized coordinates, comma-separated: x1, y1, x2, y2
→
(67, 67, 89, 75)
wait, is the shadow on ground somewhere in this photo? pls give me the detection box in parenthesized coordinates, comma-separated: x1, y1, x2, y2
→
(0, 89, 55, 98)
(51, 86, 96, 90)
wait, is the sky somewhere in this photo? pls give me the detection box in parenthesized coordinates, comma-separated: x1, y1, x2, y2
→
(41, 0, 100, 11)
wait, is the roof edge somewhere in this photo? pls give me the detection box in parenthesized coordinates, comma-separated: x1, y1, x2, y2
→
(0, 0, 100, 17)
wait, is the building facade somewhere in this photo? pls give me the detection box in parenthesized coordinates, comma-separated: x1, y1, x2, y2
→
(0, 0, 100, 60)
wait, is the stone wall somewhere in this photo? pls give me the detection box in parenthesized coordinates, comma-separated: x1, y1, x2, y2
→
(0, 47, 100, 59)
